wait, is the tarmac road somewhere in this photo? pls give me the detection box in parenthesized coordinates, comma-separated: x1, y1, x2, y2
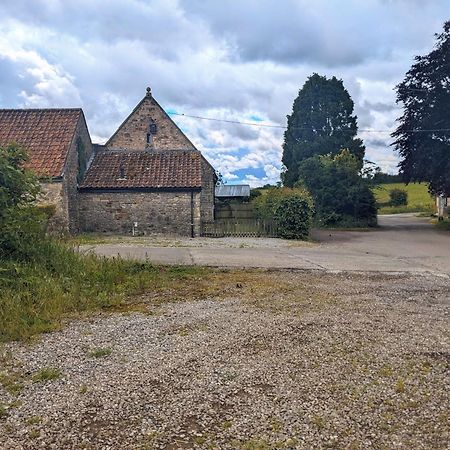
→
(83, 214, 450, 277)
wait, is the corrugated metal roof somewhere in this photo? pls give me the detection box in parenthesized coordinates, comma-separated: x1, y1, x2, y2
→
(215, 184, 251, 198)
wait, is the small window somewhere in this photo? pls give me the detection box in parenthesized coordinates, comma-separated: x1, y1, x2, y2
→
(146, 133, 153, 144)
(118, 164, 127, 180)
(149, 122, 157, 135)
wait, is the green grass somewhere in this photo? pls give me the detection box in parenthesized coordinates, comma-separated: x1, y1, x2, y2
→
(63, 233, 113, 245)
(63, 233, 142, 246)
(26, 416, 42, 425)
(0, 404, 8, 418)
(373, 183, 435, 215)
(32, 367, 61, 383)
(434, 218, 450, 231)
(1, 238, 338, 343)
(0, 239, 208, 342)
(88, 348, 112, 358)
(0, 370, 24, 394)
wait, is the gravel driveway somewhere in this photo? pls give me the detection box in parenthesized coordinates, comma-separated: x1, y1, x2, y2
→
(1, 270, 449, 449)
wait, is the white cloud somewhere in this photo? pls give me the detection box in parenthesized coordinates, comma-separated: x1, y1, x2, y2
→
(0, 26, 81, 107)
(0, 1, 448, 185)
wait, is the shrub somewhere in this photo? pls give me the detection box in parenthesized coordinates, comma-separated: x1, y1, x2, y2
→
(252, 187, 314, 239)
(348, 184, 378, 227)
(249, 189, 262, 200)
(0, 143, 40, 211)
(252, 187, 311, 217)
(389, 188, 408, 206)
(274, 195, 313, 239)
(0, 206, 48, 260)
(299, 150, 378, 227)
(0, 143, 45, 259)
(320, 212, 343, 226)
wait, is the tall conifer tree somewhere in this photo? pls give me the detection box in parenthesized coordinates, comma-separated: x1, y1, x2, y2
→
(282, 74, 365, 187)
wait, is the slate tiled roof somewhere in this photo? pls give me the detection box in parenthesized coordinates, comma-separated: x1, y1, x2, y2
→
(80, 149, 202, 189)
(0, 109, 81, 177)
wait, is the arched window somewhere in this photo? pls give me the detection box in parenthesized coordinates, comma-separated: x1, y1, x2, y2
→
(149, 121, 157, 134)
(146, 119, 157, 146)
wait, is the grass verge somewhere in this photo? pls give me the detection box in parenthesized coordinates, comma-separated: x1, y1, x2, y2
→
(0, 240, 207, 342)
(434, 218, 450, 231)
(1, 238, 338, 342)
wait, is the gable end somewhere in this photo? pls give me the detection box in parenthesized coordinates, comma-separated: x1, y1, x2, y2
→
(106, 90, 196, 151)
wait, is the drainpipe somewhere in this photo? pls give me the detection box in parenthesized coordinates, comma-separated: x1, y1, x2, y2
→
(190, 191, 195, 238)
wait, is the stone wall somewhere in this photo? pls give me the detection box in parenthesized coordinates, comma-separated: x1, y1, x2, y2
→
(64, 116, 93, 233)
(78, 190, 201, 236)
(200, 156, 216, 222)
(39, 181, 67, 233)
(106, 94, 195, 151)
(38, 115, 93, 234)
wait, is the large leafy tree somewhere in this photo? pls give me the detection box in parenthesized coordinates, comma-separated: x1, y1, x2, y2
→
(392, 21, 450, 196)
(282, 73, 365, 186)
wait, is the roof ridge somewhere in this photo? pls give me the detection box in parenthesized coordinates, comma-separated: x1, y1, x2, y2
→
(96, 148, 201, 154)
(0, 108, 82, 112)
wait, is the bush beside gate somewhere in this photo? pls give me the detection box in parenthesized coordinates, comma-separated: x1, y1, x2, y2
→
(204, 187, 314, 239)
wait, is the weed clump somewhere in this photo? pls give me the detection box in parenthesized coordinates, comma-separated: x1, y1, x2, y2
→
(88, 348, 112, 358)
(32, 368, 61, 383)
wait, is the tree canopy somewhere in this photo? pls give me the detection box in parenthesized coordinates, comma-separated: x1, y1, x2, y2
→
(392, 21, 450, 196)
(282, 73, 365, 187)
(298, 149, 377, 227)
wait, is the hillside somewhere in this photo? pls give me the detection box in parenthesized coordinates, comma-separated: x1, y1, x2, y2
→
(373, 183, 435, 214)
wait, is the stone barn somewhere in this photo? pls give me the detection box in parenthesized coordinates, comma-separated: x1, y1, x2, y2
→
(0, 88, 216, 236)
(0, 108, 93, 233)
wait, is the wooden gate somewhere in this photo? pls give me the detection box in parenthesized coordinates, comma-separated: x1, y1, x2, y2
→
(201, 219, 278, 238)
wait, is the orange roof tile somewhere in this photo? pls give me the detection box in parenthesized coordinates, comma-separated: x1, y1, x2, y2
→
(80, 149, 202, 190)
(0, 109, 81, 177)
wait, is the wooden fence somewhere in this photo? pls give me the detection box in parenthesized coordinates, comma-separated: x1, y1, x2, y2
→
(215, 203, 254, 220)
(201, 219, 279, 238)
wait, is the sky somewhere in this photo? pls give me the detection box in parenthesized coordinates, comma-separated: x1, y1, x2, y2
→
(0, 0, 448, 187)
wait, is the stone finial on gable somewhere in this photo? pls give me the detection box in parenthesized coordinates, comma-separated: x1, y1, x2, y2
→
(146, 87, 152, 97)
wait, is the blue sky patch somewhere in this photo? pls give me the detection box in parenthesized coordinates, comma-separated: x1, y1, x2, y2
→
(224, 167, 266, 184)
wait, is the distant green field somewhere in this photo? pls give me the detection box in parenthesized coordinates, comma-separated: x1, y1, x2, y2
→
(373, 182, 435, 214)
